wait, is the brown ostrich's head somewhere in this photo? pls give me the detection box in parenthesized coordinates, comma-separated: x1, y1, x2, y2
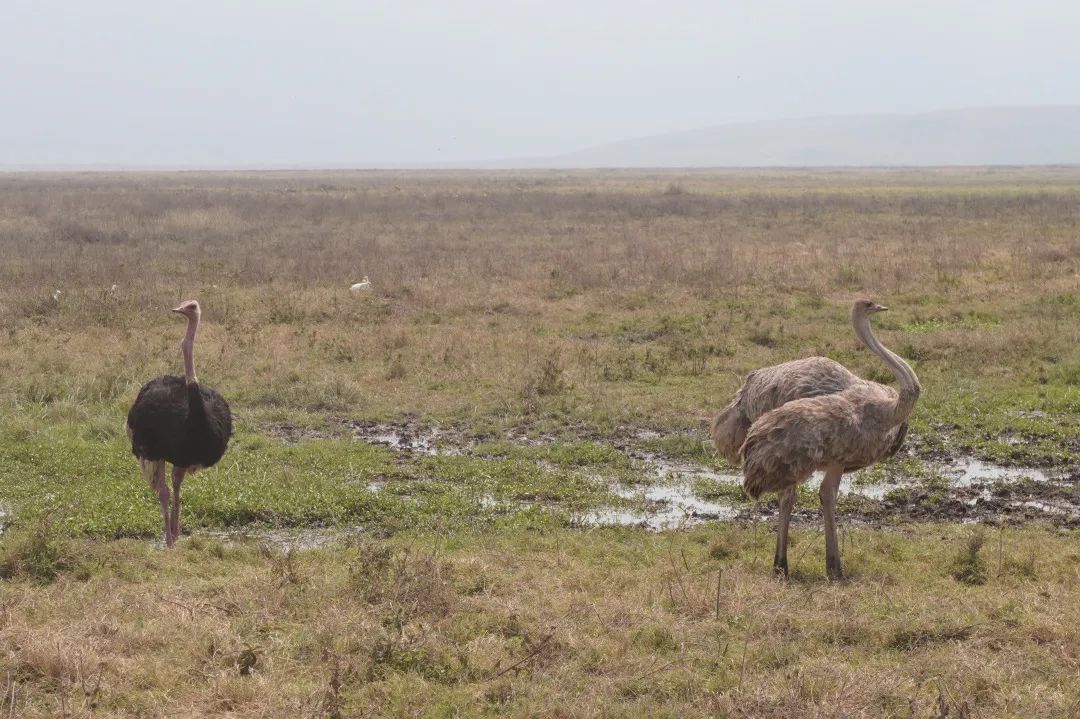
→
(853, 298, 888, 316)
(171, 299, 201, 320)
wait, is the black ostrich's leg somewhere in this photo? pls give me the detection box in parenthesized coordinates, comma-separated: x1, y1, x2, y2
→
(149, 461, 171, 547)
(170, 466, 187, 547)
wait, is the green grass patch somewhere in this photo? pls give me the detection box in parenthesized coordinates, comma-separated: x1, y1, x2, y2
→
(0, 424, 637, 538)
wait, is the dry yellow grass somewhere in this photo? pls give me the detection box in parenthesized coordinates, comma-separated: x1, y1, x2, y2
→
(1, 525, 1077, 718)
(0, 168, 1077, 460)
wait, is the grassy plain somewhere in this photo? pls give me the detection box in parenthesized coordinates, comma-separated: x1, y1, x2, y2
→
(2, 524, 1078, 718)
(0, 168, 1078, 716)
(0, 168, 1078, 532)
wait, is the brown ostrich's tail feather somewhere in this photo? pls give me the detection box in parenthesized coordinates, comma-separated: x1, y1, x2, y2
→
(711, 401, 751, 466)
(740, 425, 816, 499)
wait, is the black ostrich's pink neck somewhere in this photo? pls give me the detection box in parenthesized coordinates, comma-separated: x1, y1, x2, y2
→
(181, 314, 199, 385)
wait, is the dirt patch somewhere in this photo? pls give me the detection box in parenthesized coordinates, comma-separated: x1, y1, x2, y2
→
(265, 420, 340, 443)
(335, 417, 466, 455)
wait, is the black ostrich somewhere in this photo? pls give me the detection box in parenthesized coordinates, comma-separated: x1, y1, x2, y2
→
(127, 300, 232, 547)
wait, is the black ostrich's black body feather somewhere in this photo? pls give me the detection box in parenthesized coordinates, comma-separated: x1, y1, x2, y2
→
(127, 375, 232, 469)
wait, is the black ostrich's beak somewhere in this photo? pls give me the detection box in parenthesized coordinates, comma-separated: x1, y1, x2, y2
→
(872, 304, 888, 313)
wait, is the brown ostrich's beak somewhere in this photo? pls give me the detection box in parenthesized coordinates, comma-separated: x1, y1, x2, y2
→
(171, 305, 186, 314)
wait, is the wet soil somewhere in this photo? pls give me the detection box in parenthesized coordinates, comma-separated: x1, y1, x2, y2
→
(265, 418, 1079, 530)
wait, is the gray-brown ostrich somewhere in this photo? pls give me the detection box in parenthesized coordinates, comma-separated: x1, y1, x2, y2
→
(127, 300, 232, 548)
(740, 299, 918, 580)
(711, 356, 859, 464)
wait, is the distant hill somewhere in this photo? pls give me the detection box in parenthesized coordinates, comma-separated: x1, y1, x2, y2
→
(513, 106, 1080, 168)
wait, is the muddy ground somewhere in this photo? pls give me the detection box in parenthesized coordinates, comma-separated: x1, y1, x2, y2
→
(266, 416, 1079, 534)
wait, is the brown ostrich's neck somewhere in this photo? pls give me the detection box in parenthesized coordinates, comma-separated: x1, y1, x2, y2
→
(181, 313, 199, 385)
(853, 310, 920, 421)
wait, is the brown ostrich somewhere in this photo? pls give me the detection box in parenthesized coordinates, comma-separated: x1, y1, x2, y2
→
(740, 299, 919, 580)
(711, 356, 859, 465)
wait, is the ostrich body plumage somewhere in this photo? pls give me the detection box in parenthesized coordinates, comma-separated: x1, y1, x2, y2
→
(127, 377, 231, 470)
(711, 356, 859, 465)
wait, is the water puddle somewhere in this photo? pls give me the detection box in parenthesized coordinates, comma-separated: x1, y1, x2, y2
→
(342, 421, 461, 455)
(586, 483, 739, 530)
(578, 455, 1076, 530)
(277, 420, 1077, 528)
(1016, 500, 1066, 515)
(949, 459, 1057, 486)
(183, 451, 1075, 545)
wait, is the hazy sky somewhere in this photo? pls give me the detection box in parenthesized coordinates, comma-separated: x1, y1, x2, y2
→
(3, 0, 1079, 166)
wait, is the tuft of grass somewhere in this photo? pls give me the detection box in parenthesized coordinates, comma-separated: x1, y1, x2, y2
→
(346, 540, 454, 619)
(950, 529, 988, 586)
(1055, 362, 1080, 386)
(636, 434, 724, 466)
(707, 528, 742, 560)
(0, 519, 71, 582)
(386, 353, 407, 380)
(888, 623, 977, 651)
(692, 477, 748, 503)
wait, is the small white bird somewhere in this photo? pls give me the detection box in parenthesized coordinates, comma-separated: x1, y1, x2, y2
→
(52, 289, 62, 302)
(349, 276, 371, 292)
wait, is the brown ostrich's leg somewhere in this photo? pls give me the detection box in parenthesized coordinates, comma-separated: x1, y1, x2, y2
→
(774, 485, 797, 577)
(820, 466, 844, 580)
(170, 467, 187, 547)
